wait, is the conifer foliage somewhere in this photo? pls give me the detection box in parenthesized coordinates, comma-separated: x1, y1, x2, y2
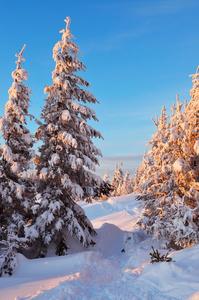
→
(136, 69, 199, 249)
(27, 17, 102, 256)
(110, 163, 133, 197)
(122, 171, 133, 195)
(94, 169, 113, 200)
(0, 45, 35, 275)
(111, 163, 124, 196)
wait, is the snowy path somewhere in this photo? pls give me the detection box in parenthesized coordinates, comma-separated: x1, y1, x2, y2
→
(0, 194, 199, 299)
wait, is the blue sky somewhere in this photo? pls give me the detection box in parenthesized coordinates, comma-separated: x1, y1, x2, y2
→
(1, 0, 199, 177)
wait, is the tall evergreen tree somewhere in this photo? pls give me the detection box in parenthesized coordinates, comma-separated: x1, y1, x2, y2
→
(137, 105, 170, 198)
(27, 17, 102, 256)
(0, 45, 35, 275)
(138, 89, 199, 249)
(186, 67, 199, 154)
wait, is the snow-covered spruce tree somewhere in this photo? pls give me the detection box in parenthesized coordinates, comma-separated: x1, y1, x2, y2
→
(121, 171, 133, 195)
(111, 163, 124, 196)
(103, 169, 110, 183)
(134, 149, 153, 193)
(186, 67, 199, 155)
(27, 17, 103, 257)
(0, 45, 35, 275)
(111, 163, 118, 191)
(132, 167, 139, 191)
(186, 67, 199, 181)
(137, 105, 170, 198)
(138, 93, 199, 249)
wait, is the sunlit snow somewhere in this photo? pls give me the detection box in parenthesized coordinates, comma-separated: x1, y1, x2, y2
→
(0, 194, 199, 300)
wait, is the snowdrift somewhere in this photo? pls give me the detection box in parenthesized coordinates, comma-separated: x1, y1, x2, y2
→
(0, 193, 199, 300)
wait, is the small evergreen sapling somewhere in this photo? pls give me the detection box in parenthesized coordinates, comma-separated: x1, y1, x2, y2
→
(150, 246, 172, 263)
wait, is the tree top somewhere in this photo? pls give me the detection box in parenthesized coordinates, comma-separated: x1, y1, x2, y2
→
(64, 16, 71, 31)
(15, 44, 26, 70)
(189, 66, 199, 79)
(60, 16, 72, 38)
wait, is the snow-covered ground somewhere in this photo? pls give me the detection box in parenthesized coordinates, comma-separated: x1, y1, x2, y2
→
(0, 193, 199, 300)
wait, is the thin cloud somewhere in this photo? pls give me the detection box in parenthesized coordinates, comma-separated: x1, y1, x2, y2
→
(94, 0, 198, 17)
(98, 153, 143, 167)
(136, 0, 198, 16)
(86, 0, 196, 53)
(96, 153, 144, 178)
(84, 26, 151, 53)
(104, 110, 157, 119)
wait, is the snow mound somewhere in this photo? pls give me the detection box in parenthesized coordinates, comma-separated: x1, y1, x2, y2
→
(94, 222, 146, 258)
